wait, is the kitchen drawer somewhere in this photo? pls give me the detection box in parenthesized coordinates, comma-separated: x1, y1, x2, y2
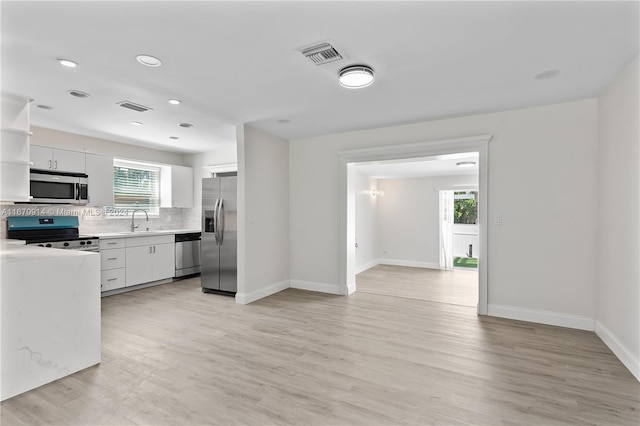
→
(100, 248, 126, 270)
(101, 268, 126, 292)
(100, 238, 126, 250)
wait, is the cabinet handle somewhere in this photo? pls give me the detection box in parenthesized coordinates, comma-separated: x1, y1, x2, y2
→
(149, 246, 152, 254)
(54, 160, 58, 169)
(107, 278, 117, 282)
(107, 257, 117, 260)
(153, 246, 156, 254)
(107, 242, 117, 245)
(48, 159, 52, 169)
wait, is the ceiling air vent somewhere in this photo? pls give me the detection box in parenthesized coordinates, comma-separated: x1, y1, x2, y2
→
(301, 42, 343, 65)
(117, 101, 153, 112)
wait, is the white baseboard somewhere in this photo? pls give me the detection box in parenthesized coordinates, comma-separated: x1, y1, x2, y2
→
(235, 280, 290, 305)
(595, 321, 640, 381)
(290, 280, 342, 295)
(488, 304, 595, 331)
(355, 260, 379, 275)
(378, 258, 441, 270)
(347, 282, 356, 295)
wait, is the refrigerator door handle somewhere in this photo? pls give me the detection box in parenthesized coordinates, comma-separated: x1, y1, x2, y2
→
(217, 199, 225, 245)
(213, 198, 220, 244)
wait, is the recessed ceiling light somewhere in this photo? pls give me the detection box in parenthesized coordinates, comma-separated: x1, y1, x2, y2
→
(178, 123, 193, 128)
(534, 69, 560, 80)
(131, 121, 143, 126)
(68, 90, 90, 98)
(168, 99, 181, 105)
(36, 104, 53, 110)
(136, 54, 162, 67)
(456, 161, 476, 168)
(57, 58, 77, 68)
(169, 136, 179, 140)
(339, 65, 375, 89)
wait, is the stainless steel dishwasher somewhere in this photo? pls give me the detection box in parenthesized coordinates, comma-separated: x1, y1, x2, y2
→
(175, 232, 201, 278)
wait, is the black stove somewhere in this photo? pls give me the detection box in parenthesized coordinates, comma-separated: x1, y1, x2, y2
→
(7, 216, 99, 252)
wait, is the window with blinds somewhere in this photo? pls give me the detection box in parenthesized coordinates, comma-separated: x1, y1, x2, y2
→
(113, 160, 160, 215)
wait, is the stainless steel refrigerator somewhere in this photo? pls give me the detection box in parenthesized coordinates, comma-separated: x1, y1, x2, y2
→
(201, 173, 237, 294)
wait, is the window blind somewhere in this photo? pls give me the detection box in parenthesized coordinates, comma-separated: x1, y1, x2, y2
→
(113, 160, 160, 214)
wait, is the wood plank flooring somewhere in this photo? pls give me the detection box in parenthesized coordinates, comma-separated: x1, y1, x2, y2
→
(356, 264, 478, 307)
(1, 275, 638, 425)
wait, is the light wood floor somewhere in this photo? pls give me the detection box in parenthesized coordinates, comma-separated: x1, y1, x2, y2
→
(2, 276, 639, 425)
(356, 264, 478, 307)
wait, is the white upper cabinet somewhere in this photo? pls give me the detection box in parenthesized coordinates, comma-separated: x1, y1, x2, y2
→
(160, 165, 193, 208)
(0, 92, 31, 202)
(85, 153, 114, 206)
(31, 145, 86, 173)
(171, 165, 194, 208)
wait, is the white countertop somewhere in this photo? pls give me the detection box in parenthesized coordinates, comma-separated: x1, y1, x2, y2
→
(1, 239, 101, 401)
(0, 241, 98, 264)
(91, 229, 200, 239)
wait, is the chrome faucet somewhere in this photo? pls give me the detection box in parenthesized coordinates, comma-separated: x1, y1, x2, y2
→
(131, 209, 149, 232)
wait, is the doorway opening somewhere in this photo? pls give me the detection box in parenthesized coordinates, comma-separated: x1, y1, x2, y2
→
(339, 135, 490, 314)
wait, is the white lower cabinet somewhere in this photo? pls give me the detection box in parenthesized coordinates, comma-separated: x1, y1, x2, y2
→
(101, 268, 126, 292)
(125, 235, 175, 287)
(99, 238, 126, 292)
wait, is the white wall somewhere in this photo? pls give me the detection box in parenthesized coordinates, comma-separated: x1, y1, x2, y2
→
(236, 125, 289, 304)
(596, 55, 639, 380)
(354, 171, 377, 273)
(375, 175, 477, 269)
(290, 99, 599, 328)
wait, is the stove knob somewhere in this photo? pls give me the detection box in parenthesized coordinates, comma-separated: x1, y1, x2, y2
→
(63, 242, 70, 247)
(86, 240, 92, 245)
(80, 241, 86, 245)
(45, 244, 52, 248)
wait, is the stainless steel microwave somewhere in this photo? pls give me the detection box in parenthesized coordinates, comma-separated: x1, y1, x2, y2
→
(29, 169, 89, 205)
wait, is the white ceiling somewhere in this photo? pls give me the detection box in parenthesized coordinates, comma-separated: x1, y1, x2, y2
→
(1, 1, 638, 154)
(354, 152, 479, 179)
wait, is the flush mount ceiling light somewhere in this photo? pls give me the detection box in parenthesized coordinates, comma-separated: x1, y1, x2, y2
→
(136, 54, 162, 67)
(456, 161, 476, 168)
(57, 58, 78, 68)
(339, 65, 374, 89)
(168, 99, 181, 105)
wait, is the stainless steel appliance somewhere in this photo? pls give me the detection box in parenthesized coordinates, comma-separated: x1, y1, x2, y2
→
(29, 170, 89, 205)
(175, 232, 201, 278)
(201, 173, 237, 295)
(7, 216, 99, 252)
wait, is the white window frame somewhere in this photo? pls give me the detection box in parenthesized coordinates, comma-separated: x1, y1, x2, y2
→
(111, 159, 162, 216)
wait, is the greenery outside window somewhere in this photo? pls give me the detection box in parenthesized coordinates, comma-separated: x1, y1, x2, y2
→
(113, 159, 160, 215)
(454, 191, 478, 224)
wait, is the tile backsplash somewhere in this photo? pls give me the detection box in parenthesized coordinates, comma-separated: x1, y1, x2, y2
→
(0, 204, 200, 239)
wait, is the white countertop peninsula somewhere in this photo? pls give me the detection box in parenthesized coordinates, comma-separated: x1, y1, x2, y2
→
(0, 241, 101, 401)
